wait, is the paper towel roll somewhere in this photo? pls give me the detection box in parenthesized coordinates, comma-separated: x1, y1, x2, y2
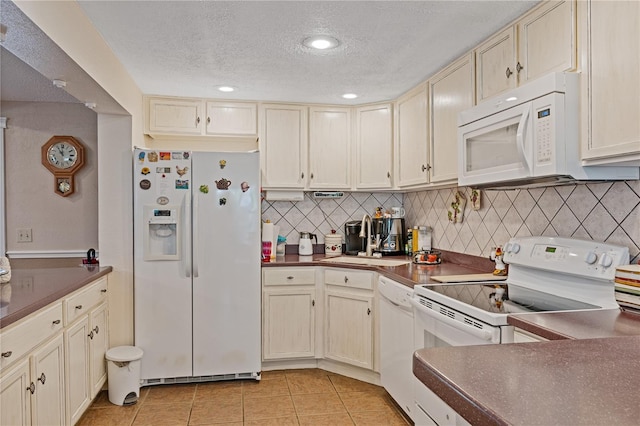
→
(262, 222, 274, 243)
(271, 225, 280, 260)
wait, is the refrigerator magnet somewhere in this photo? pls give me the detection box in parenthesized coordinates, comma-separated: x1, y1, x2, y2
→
(159, 152, 171, 160)
(219, 159, 226, 169)
(241, 181, 250, 192)
(157, 196, 170, 205)
(172, 152, 183, 160)
(199, 185, 209, 194)
(219, 197, 227, 206)
(139, 179, 151, 190)
(176, 166, 189, 177)
(216, 178, 231, 190)
(183, 152, 190, 160)
(147, 151, 158, 162)
(141, 167, 150, 175)
(138, 151, 146, 163)
(176, 180, 189, 189)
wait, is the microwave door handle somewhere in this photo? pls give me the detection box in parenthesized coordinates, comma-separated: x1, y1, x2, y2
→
(410, 298, 496, 343)
(516, 107, 531, 173)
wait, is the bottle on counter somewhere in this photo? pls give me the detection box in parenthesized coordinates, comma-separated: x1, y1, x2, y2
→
(406, 230, 413, 255)
(418, 226, 432, 251)
(412, 226, 419, 254)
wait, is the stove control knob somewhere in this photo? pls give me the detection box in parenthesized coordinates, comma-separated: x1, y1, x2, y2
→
(585, 251, 598, 264)
(511, 243, 521, 254)
(598, 253, 613, 268)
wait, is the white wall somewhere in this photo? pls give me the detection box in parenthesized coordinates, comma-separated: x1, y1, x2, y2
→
(4, 101, 98, 256)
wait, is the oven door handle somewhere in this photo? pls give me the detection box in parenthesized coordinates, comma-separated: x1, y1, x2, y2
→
(410, 298, 497, 343)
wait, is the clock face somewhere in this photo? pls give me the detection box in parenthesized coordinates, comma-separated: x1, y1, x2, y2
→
(47, 142, 78, 169)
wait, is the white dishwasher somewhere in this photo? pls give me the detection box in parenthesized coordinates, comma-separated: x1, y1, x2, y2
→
(378, 276, 415, 421)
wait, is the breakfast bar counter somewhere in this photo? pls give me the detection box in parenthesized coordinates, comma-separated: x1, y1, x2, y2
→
(413, 336, 640, 426)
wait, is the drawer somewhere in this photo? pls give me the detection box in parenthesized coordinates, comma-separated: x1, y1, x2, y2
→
(1, 302, 64, 369)
(325, 268, 373, 290)
(263, 268, 316, 286)
(64, 277, 108, 324)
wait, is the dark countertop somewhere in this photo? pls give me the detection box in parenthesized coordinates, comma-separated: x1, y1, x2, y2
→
(263, 250, 495, 288)
(413, 336, 640, 426)
(0, 264, 112, 329)
(508, 308, 640, 340)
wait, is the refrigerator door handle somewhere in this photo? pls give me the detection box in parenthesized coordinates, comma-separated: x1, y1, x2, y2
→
(192, 192, 200, 278)
(184, 194, 192, 277)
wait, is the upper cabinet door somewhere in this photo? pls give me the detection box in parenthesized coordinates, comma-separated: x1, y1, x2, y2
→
(260, 104, 308, 189)
(355, 103, 393, 189)
(147, 97, 203, 135)
(517, 0, 576, 85)
(475, 27, 516, 102)
(205, 101, 257, 135)
(579, 0, 640, 163)
(396, 85, 429, 188)
(429, 53, 475, 184)
(308, 107, 352, 189)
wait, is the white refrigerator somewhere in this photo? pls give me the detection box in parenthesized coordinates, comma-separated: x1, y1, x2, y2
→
(133, 149, 261, 384)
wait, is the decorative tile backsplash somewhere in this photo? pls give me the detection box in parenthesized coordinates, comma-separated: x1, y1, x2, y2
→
(260, 180, 640, 265)
(405, 181, 640, 264)
(261, 192, 403, 244)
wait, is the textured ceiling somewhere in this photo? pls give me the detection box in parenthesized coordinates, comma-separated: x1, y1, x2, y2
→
(75, 0, 540, 105)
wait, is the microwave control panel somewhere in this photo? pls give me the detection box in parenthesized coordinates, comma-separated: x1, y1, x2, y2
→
(535, 107, 553, 164)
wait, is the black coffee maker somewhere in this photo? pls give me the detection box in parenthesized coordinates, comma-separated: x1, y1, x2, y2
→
(344, 221, 366, 255)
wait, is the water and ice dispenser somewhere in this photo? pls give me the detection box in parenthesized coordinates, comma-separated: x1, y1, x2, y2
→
(143, 206, 180, 260)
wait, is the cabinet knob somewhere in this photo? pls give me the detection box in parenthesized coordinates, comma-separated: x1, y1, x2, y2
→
(387, 171, 391, 178)
(94, 326, 100, 334)
(88, 331, 94, 340)
(516, 62, 524, 73)
(1, 351, 12, 358)
(101, 289, 107, 293)
(367, 308, 371, 315)
(52, 319, 61, 325)
(421, 164, 431, 172)
(310, 173, 314, 179)
(505, 67, 513, 78)
(75, 305, 83, 310)
(38, 373, 46, 385)
(301, 172, 305, 179)
(312, 299, 315, 307)
(344, 276, 349, 283)
(196, 116, 201, 125)
(207, 117, 211, 124)
(27, 382, 35, 394)
(287, 276, 294, 280)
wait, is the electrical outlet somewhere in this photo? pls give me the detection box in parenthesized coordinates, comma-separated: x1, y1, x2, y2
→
(17, 228, 32, 243)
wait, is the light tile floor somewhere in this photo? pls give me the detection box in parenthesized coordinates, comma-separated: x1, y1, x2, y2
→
(78, 368, 412, 425)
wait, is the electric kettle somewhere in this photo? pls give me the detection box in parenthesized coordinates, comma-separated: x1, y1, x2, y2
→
(298, 231, 317, 255)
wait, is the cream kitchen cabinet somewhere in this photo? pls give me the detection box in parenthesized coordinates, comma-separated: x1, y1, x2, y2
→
(308, 107, 352, 189)
(578, 0, 640, 164)
(395, 84, 430, 188)
(0, 334, 66, 426)
(355, 103, 393, 189)
(262, 268, 318, 360)
(428, 54, 475, 183)
(259, 104, 309, 189)
(324, 269, 374, 370)
(64, 277, 109, 425)
(476, 0, 576, 102)
(144, 96, 258, 138)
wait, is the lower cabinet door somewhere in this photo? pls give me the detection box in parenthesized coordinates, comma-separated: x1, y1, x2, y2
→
(0, 359, 31, 426)
(324, 289, 373, 369)
(65, 316, 91, 425)
(31, 334, 66, 426)
(89, 303, 109, 398)
(263, 289, 316, 359)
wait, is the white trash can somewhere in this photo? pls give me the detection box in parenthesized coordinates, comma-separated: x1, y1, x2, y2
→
(105, 346, 144, 406)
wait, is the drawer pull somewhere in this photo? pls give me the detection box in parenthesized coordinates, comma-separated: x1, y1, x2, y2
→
(88, 331, 94, 340)
(38, 373, 46, 385)
(27, 382, 35, 394)
(1, 351, 12, 358)
(75, 305, 83, 310)
(52, 319, 61, 325)
(344, 276, 349, 283)
(101, 289, 107, 293)
(287, 276, 294, 280)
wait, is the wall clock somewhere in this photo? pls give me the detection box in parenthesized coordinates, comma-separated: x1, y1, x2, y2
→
(41, 135, 85, 197)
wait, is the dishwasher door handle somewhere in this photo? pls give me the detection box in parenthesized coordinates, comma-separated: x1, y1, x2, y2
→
(410, 298, 495, 342)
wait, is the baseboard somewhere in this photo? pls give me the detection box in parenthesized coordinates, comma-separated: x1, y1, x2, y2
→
(261, 358, 381, 386)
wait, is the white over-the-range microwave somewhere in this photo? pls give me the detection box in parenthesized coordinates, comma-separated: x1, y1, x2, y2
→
(457, 72, 639, 188)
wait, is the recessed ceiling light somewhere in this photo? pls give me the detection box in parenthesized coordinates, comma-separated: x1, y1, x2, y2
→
(217, 86, 235, 92)
(342, 93, 358, 99)
(303, 35, 340, 50)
